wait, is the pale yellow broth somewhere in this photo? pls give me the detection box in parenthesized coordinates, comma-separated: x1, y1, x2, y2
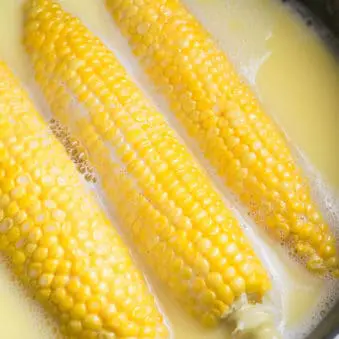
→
(0, 0, 338, 338)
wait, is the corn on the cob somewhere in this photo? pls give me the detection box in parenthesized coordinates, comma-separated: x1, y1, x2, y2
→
(106, 0, 339, 277)
(24, 0, 271, 327)
(0, 60, 167, 338)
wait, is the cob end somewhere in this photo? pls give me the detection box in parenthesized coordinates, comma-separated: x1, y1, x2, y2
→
(230, 304, 281, 339)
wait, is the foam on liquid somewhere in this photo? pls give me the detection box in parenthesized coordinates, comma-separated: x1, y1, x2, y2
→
(0, 0, 338, 338)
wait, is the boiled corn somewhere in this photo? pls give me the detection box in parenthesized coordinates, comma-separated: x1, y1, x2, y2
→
(106, 0, 339, 277)
(0, 60, 167, 338)
(24, 0, 271, 326)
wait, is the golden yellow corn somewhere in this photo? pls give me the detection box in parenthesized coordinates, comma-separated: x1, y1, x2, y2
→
(0, 60, 167, 338)
(106, 0, 339, 277)
(24, 0, 271, 326)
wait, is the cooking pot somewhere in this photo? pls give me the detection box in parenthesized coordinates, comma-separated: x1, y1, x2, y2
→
(294, 1, 339, 338)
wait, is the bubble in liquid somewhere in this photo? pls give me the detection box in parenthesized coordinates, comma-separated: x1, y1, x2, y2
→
(49, 119, 97, 184)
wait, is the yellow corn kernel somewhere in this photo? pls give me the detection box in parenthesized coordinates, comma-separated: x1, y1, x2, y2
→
(106, 0, 339, 277)
(24, 0, 271, 326)
(0, 60, 167, 337)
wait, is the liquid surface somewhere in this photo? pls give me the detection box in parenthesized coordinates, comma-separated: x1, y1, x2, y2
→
(0, 0, 338, 338)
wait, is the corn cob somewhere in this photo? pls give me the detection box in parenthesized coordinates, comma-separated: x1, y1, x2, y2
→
(23, 0, 271, 328)
(106, 0, 339, 277)
(0, 60, 167, 338)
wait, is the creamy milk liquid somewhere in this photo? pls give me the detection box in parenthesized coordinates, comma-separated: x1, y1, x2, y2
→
(0, 0, 338, 338)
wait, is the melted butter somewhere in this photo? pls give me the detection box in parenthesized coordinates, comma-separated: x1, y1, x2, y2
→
(0, 0, 338, 338)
